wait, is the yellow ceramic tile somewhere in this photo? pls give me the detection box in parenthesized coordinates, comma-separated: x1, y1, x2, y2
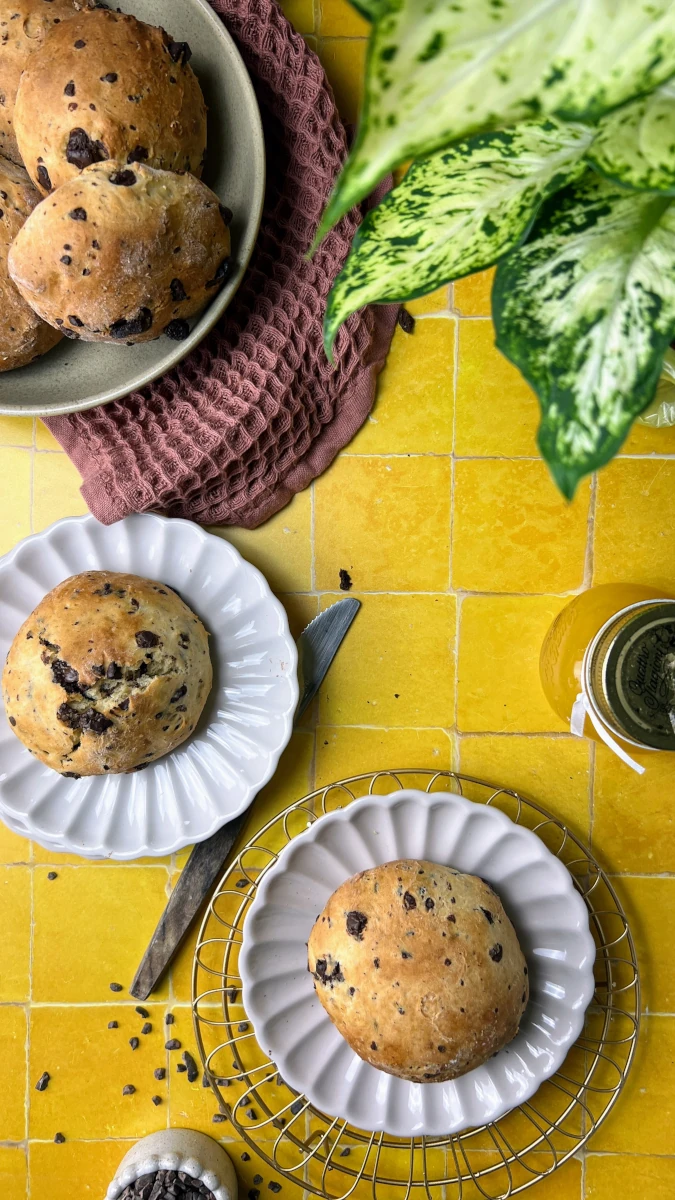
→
(0, 447, 30, 555)
(29, 1005, 168, 1139)
(35, 420, 61, 450)
(350, 319, 455, 454)
(208, 490, 312, 593)
(32, 452, 87, 532)
(593, 745, 675, 873)
(280, 0, 315, 34)
(458, 735, 590, 837)
(453, 460, 590, 594)
(29, 1140, 135, 1200)
(0, 820, 30, 864)
(455, 320, 539, 457)
(405, 286, 450, 316)
(617, 877, 675, 1012)
(0, 1006, 27, 1141)
(318, 593, 456, 726)
(0, 415, 32, 447)
(586, 1154, 675, 1199)
(315, 455, 451, 591)
(321, 0, 369, 35)
(0, 1146, 27, 1200)
(0, 867, 31, 1001)
(590, 1015, 675, 1153)
(453, 269, 495, 316)
(319, 38, 366, 124)
(168, 1008, 226, 1129)
(594, 459, 675, 590)
(316, 725, 453, 785)
(32, 866, 170, 1002)
(621, 414, 675, 455)
(458, 595, 568, 732)
(276, 592, 318, 642)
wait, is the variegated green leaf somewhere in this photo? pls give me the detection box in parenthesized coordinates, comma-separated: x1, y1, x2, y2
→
(348, 0, 384, 19)
(493, 175, 675, 498)
(588, 84, 675, 194)
(324, 119, 592, 358)
(316, 0, 675, 243)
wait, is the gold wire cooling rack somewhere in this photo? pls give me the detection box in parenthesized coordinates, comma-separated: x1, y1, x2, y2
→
(192, 770, 639, 1199)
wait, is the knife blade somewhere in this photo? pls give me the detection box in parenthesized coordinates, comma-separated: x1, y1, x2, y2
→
(129, 597, 360, 1000)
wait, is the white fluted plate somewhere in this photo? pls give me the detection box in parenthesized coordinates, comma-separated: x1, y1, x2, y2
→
(0, 514, 297, 860)
(240, 790, 596, 1137)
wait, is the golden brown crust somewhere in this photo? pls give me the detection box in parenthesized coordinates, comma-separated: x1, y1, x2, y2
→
(2, 570, 213, 776)
(0, 154, 61, 371)
(0, 0, 91, 166)
(14, 7, 207, 194)
(307, 859, 529, 1083)
(7, 160, 231, 343)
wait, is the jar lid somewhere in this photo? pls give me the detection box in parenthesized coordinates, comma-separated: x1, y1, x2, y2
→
(586, 601, 675, 751)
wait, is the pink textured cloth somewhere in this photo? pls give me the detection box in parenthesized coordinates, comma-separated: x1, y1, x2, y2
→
(44, 0, 397, 528)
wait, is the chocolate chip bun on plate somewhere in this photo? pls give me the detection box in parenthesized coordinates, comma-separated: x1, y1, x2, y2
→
(13, 6, 207, 194)
(0, 0, 95, 166)
(308, 859, 529, 1083)
(2, 570, 212, 776)
(0, 154, 61, 371)
(8, 159, 232, 343)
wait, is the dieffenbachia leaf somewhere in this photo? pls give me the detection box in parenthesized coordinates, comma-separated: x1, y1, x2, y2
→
(588, 84, 675, 194)
(324, 118, 592, 358)
(348, 0, 385, 19)
(493, 175, 675, 498)
(316, 0, 675, 243)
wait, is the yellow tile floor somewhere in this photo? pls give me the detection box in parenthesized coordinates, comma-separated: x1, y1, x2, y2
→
(1, 5, 675, 1197)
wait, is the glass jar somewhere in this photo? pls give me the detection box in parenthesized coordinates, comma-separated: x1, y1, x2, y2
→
(540, 584, 675, 756)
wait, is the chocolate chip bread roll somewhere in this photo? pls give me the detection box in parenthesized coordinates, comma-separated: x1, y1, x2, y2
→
(13, 7, 207, 194)
(3, 571, 213, 776)
(308, 859, 529, 1083)
(0, 154, 61, 371)
(0, 0, 94, 166)
(8, 159, 232, 344)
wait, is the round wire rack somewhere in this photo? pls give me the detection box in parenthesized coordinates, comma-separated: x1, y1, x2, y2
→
(192, 770, 639, 1199)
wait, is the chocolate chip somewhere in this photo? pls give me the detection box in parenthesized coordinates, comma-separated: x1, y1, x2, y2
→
(268, 1186, 281, 1194)
(401, 950, 412, 959)
(241, 1153, 251, 1162)
(64, 81, 76, 96)
(135, 630, 159, 648)
(314, 958, 343, 986)
(60, 255, 72, 265)
(82, 268, 90, 276)
(345, 911, 368, 940)
(370, 1041, 377, 1050)
(253, 1176, 263, 1186)
(68, 206, 88, 221)
(154, 1067, 165, 1080)
(54, 1132, 66, 1143)
(47, 871, 57, 880)
(183, 1051, 199, 1082)
(425, 897, 435, 910)
(398, 308, 415, 334)
(165, 319, 190, 341)
(218, 204, 233, 227)
(165, 1013, 175, 1024)
(444, 957, 452, 965)
(170, 278, 187, 302)
(66, 128, 107, 171)
(165, 1039, 181, 1050)
(205, 257, 232, 288)
(127, 145, 148, 164)
(108, 1021, 118, 1029)
(213, 1112, 227, 1123)
(122, 1084, 135, 1095)
(167, 40, 192, 64)
(448, 913, 456, 923)
(170, 684, 187, 703)
(403, 891, 416, 910)
(74, 38, 85, 47)
(92, 239, 100, 249)
(489, 944, 503, 962)
(237, 1022, 249, 1033)
(109, 169, 136, 186)
(141, 1022, 152, 1035)
(37, 164, 52, 191)
(152, 1095, 162, 1106)
(524, 966, 528, 975)
(245, 1108, 257, 1120)
(68, 315, 83, 327)
(51, 658, 80, 693)
(373, 957, 380, 968)
(62, 771, 81, 779)
(35, 1071, 50, 1091)
(8, 716, 16, 726)
(110, 308, 153, 338)
(339, 569, 352, 591)
(176, 1063, 187, 1073)
(480, 908, 494, 924)
(101, 72, 118, 82)
(129, 1037, 139, 1050)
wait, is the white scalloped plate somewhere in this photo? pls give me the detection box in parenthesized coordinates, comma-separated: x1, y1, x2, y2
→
(240, 790, 596, 1138)
(0, 514, 297, 860)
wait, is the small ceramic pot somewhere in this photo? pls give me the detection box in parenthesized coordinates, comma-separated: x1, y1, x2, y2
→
(106, 1129, 238, 1200)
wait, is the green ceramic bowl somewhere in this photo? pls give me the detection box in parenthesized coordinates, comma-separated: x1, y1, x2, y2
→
(0, 0, 265, 417)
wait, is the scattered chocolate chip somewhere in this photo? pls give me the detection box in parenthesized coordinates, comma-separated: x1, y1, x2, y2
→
(268, 1184, 281, 1193)
(170, 278, 188, 302)
(205, 257, 233, 288)
(66, 128, 107, 171)
(154, 1067, 165, 1080)
(109, 169, 136, 186)
(213, 1113, 227, 1123)
(425, 897, 435, 910)
(100, 72, 118, 82)
(108, 1021, 118, 1029)
(245, 1108, 257, 1120)
(398, 308, 415, 334)
(489, 944, 503, 962)
(37, 164, 52, 191)
(345, 910, 368, 940)
(182, 1051, 199, 1082)
(167, 40, 192, 64)
(253, 1176, 263, 1186)
(129, 1037, 139, 1051)
(164, 319, 190, 341)
(338, 569, 352, 591)
(226, 987, 238, 1003)
(152, 1095, 162, 1106)
(35, 1071, 50, 1091)
(403, 891, 416, 910)
(122, 1084, 135, 1095)
(141, 1022, 152, 1035)
(165, 1013, 174, 1024)
(110, 982, 123, 992)
(237, 1022, 249, 1033)
(176, 1063, 187, 1073)
(165, 1039, 181, 1051)
(127, 145, 148, 164)
(480, 908, 494, 924)
(54, 1132, 66, 1143)
(241, 1153, 251, 1161)
(47, 871, 57, 880)
(68, 205, 88, 221)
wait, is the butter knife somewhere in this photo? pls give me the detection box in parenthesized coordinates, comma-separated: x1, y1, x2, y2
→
(130, 597, 360, 1000)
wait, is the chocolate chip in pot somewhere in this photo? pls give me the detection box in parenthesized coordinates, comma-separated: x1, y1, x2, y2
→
(170, 278, 188, 303)
(403, 891, 416, 910)
(100, 72, 118, 82)
(109, 169, 136, 186)
(66, 128, 107, 171)
(165, 319, 190, 341)
(205, 257, 233, 289)
(127, 145, 148, 164)
(489, 944, 503, 962)
(68, 205, 87, 221)
(135, 630, 159, 648)
(345, 910, 368, 940)
(37, 164, 52, 191)
(166, 40, 192, 64)
(110, 309, 153, 339)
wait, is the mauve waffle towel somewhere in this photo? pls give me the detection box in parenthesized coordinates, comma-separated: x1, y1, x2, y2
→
(44, 0, 398, 528)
